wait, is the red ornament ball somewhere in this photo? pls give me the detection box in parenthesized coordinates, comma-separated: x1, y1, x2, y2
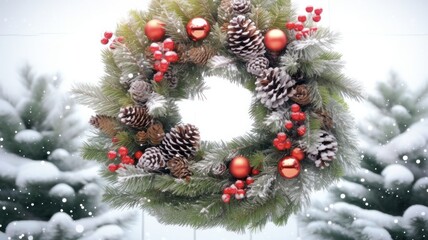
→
(285, 22, 295, 30)
(101, 38, 109, 45)
(306, 5, 314, 13)
(108, 163, 118, 173)
(107, 151, 117, 160)
(145, 19, 166, 41)
(186, 17, 211, 41)
(163, 38, 175, 50)
(314, 8, 323, 15)
(264, 29, 287, 52)
(104, 31, 113, 39)
(298, 15, 307, 23)
(291, 103, 301, 112)
(229, 156, 251, 179)
(118, 146, 128, 156)
(277, 156, 301, 179)
(291, 148, 305, 161)
(313, 15, 321, 22)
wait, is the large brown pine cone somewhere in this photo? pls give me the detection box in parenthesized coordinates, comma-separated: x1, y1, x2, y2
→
(137, 147, 166, 171)
(159, 124, 200, 160)
(118, 106, 152, 130)
(167, 156, 192, 178)
(255, 68, 296, 109)
(89, 115, 118, 136)
(307, 130, 338, 168)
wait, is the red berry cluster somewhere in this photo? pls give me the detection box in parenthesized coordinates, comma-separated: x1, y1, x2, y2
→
(107, 146, 143, 173)
(285, 6, 323, 40)
(100, 31, 125, 50)
(222, 177, 255, 203)
(273, 104, 307, 150)
(149, 38, 179, 83)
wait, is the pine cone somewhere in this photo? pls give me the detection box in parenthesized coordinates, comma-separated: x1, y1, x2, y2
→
(211, 163, 227, 176)
(315, 109, 334, 130)
(218, 0, 233, 25)
(164, 70, 178, 88)
(129, 80, 152, 105)
(307, 130, 338, 168)
(186, 45, 217, 65)
(137, 147, 166, 171)
(227, 15, 265, 61)
(246, 57, 269, 76)
(232, 0, 251, 14)
(89, 115, 118, 136)
(147, 122, 165, 145)
(135, 131, 148, 144)
(167, 156, 192, 178)
(160, 124, 200, 160)
(255, 68, 296, 109)
(118, 106, 152, 130)
(290, 84, 311, 106)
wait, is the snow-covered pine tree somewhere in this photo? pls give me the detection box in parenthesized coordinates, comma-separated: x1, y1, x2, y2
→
(0, 66, 132, 240)
(299, 73, 428, 240)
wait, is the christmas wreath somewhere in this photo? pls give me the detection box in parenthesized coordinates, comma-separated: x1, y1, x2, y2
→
(74, 0, 362, 231)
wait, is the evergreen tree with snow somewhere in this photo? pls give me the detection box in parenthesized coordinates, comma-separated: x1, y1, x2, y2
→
(299, 73, 428, 240)
(0, 67, 132, 240)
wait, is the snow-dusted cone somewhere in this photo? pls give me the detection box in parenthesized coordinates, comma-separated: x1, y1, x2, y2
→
(118, 106, 152, 130)
(137, 147, 166, 171)
(227, 15, 265, 61)
(256, 67, 296, 109)
(290, 84, 311, 106)
(167, 156, 192, 178)
(307, 130, 338, 168)
(218, 0, 233, 24)
(164, 70, 179, 88)
(246, 56, 269, 76)
(160, 124, 200, 159)
(89, 115, 118, 136)
(129, 80, 152, 105)
(232, 0, 251, 14)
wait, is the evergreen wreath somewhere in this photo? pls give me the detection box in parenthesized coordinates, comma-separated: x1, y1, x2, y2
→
(74, 0, 363, 231)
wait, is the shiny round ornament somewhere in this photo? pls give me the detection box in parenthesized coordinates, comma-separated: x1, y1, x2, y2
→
(264, 29, 287, 52)
(186, 17, 211, 41)
(229, 156, 251, 179)
(145, 19, 166, 41)
(278, 156, 301, 179)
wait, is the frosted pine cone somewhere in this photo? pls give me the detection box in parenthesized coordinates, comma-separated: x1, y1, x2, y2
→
(232, 0, 251, 14)
(137, 147, 166, 171)
(129, 80, 152, 105)
(164, 70, 179, 89)
(118, 106, 152, 130)
(211, 163, 227, 176)
(255, 68, 296, 109)
(227, 15, 265, 61)
(160, 124, 200, 160)
(89, 115, 118, 136)
(218, 0, 233, 25)
(246, 57, 269, 76)
(167, 156, 192, 178)
(307, 130, 338, 168)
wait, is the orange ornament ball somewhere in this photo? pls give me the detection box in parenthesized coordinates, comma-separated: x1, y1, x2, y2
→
(145, 19, 166, 41)
(264, 29, 287, 52)
(229, 156, 251, 179)
(186, 17, 211, 41)
(277, 156, 301, 179)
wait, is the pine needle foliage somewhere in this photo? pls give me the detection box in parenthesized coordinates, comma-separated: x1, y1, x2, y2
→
(73, 0, 361, 232)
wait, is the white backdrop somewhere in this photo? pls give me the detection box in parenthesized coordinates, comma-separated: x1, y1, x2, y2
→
(1, 0, 428, 239)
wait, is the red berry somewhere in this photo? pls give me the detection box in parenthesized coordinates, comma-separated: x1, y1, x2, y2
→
(291, 148, 305, 161)
(235, 180, 245, 189)
(109, 43, 116, 50)
(306, 5, 314, 13)
(104, 31, 113, 39)
(154, 61, 161, 71)
(291, 103, 301, 112)
(107, 151, 117, 160)
(117, 36, 125, 43)
(298, 15, 307, 23)
(285, 22, 295, 30)
(164, 51, 178, 63)
(154, 50, 163, 60)
(154, 72, 164, 82)
(150, 43, 160, 53)
(101, 38, 109, 45)
(112, 137, 119, 143)
(285, 121, 293, 130)
(159, 59, 170, 72)
(295, 32, 303, 40)
(310, 27, 318, 33)
(294, 22, 304, 31)
(134, 151, 143, 160)
(277, 132, 287, 142)
(163, 38, 175, 50)
(108, 163, 118, 172)
(299, 112, 306, 121)
(121, 155, 134, 165)
(246, 177, 255, 185)
(313, 15, 321, 22)
(223, 187, 237, 195)
(118, 146, 128, 156)
(314, 8, 323, 15)
(273, 138, 280, 147)
(297, 126, 307, 136)
(284, 139, 292, 149)
(302, 28, 310, 37)
(251, 168, 261, 175)
(291, 112, 301, 121)
(276, 142, 286, 151)
(222, 193, 231, 203)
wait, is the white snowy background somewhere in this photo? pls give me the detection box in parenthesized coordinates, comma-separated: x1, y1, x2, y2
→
(1, 0, 428, 239)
